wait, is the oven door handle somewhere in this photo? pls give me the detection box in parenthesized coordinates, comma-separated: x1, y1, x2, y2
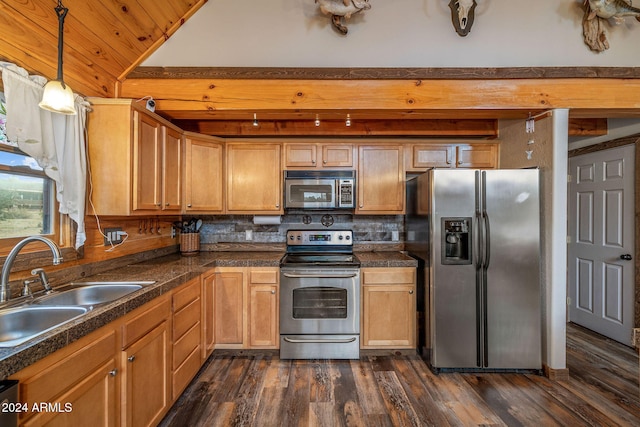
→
(282, 273, 359, 279)
(283, 337, 357, 344)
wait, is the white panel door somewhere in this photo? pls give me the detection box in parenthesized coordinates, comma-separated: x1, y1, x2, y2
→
(568, 144, 635, 345)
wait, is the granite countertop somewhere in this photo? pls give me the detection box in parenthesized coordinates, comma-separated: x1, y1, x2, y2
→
(0, 250, 416, 379)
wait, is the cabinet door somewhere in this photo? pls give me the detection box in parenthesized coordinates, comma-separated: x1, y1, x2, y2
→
(23, 360, 118, 427)
(214, 271, 244, 346)
(249, 284, 279, 348)
(122, 322, 170, 427)
(411, 144, 454, 169)
(284, 144, 317, 168)
(455, 144, 498, 169)
(357, 145, 405, 214)
(162, 127, 182, 211)
(133, 111, 162, 211)
(201, 272, 216, 360)
(184, 137, 224, 212)
(322, 144, 353, 167)
(226, 144, 282, 213)
(362, 285, 416, 348)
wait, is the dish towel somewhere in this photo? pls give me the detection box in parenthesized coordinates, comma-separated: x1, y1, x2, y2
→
(1, 62, 88, 249)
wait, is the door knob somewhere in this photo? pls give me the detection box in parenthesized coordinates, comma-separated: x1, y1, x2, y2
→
(620, 254, 633, 261)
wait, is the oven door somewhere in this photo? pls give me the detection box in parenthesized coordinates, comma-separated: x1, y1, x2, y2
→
(280, 268, 360, 334)
(280, 267, 360, 359)
(284, 179, 336, 209)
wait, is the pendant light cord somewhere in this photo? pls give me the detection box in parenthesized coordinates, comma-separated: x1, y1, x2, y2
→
(54, 1, 69, 87)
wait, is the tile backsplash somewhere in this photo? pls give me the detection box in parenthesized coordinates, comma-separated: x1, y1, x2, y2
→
(197, 212, 404, 245)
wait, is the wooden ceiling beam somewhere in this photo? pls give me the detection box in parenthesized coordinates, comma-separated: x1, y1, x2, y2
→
(176, 119, 498, 137)
(119, 78, 640, 115)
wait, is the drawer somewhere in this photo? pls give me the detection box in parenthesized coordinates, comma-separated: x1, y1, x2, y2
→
(173, 322, 201, 370)
(172, 346, 201, 400)
(173, 297, 201, 339)
(173, 277, 200, 312)
(250, 269, 278, 284)
(122, 296, 170, 348)
(362, 268, 415, 285)
(19, 330, 116, 405)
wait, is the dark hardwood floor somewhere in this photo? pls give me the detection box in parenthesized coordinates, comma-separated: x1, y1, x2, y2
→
(160, 323, 640, 426)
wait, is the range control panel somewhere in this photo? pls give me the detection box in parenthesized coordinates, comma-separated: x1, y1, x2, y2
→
(286, 230, 353, 246)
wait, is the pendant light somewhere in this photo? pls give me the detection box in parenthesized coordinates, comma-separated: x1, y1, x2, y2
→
(39, 0, 76, 115)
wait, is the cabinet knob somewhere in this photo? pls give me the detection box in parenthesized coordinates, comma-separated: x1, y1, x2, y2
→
(128, 355, 136, 362)
(446, 160, 452, 165)
(323, 160, 327, 164)
(359, 205, 363, 208)
(458, 160, 463, 165)
(271, 290, 276, 294)
(276, 204, 280, 208)
(187, 204, 192, 208)
(409, 290, 414, 294)
(312, 160, 316, 164)
(109, 369, 118, 377)
(165, 203, 170, 206)
(155, 203, 161, 207)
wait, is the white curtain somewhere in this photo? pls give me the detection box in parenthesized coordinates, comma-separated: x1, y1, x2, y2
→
(1, 62, 88, 249)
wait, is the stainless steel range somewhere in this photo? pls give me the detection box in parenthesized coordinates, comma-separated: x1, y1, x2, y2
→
(280, 229, 360, 359)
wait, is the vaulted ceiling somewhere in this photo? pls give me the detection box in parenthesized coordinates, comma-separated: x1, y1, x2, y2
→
(0, 0, 637, 139)
(0, 0, 206, 98)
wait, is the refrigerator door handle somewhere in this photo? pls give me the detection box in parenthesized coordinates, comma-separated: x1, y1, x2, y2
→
(475, 171, 483, 269)
(481, 171, 491, 270)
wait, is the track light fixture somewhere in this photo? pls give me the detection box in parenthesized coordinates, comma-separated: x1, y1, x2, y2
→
(253, 113, 259, 127)
(315, 114, 320, 127)
(345, 114, 351, 127)
(39, 0, 76, 115)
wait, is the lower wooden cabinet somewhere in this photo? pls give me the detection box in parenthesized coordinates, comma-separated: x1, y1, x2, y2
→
(214, 269, 245, 347)
(201, 270, 216, 361)
(13, 330, 118, 427)
(249, 269, 279, 348)
(171, 277, 202, 400)
(213, 267, 280, 349)
(361, 267, 417, 349)
(121, 296, 171, 427)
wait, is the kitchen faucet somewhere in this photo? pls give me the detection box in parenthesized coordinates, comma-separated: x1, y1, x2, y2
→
(0, 236, 63, 303)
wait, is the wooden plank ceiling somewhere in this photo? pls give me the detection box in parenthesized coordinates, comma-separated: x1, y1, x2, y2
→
(0, 0, 206, 98)
(0, 0, 631, 138)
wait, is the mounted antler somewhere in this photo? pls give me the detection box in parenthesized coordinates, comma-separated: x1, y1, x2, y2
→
(449, 0, 478, 37)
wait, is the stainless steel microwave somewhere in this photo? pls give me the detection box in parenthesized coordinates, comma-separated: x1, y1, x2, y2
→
(284, 170, 355, 209)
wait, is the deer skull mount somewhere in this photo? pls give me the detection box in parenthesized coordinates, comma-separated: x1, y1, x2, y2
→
(449, 0, 478, 37)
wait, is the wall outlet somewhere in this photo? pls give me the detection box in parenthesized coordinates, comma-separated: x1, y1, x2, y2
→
(245, 229, 253, 241)
(104, 227, 124, 245)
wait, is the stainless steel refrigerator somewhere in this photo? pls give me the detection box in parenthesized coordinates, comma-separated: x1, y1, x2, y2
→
(406, 169, 542, 372)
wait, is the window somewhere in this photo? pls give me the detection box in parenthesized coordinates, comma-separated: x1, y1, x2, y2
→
(0, 94, 56, 241)
(0, 147, 55, 238)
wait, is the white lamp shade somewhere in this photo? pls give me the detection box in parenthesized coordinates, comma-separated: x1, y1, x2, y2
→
(39, 80, 77, 115)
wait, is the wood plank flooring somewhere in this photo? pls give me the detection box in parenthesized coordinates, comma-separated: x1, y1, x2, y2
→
(160, 323, 640, 426)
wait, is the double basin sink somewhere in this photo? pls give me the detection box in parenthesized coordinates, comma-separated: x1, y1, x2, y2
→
(0, 281, 155, 348)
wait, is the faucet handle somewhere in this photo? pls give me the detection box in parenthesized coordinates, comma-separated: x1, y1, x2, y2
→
(21, 279, 39, 297)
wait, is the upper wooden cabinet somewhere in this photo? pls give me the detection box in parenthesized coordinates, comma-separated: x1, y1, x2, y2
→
(357, 145, 405, 214)
(226, 143, 282, 214)
(406, 142, 499, 171)
(87, 98, 182, 215)
(183, 132, 224, 213)
(284, 143, 354, 169)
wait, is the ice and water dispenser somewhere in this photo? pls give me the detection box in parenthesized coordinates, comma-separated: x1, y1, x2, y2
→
(441, 218, 472, 265)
